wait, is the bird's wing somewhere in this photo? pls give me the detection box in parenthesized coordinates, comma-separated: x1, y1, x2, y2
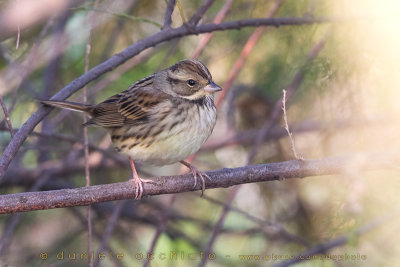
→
(86, 86, 169, 128)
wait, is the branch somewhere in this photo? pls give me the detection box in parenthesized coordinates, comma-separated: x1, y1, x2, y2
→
(282, 89, 302, 159)
(0, 16, 335, 180)
(0, 154, 393, 214)
(163, 0, 176, 29)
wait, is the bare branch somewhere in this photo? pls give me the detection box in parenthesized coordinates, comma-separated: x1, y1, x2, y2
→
(83, 3, 98, 266)
(0, 154, 394, 214)
(16, 25, 20, 50)
(0, 16, 335, 180)
(163, 0, 176, 29)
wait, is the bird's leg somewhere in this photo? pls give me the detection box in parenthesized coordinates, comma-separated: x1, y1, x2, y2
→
(180, 160, 212, 197)
(129, 157, 152, 200)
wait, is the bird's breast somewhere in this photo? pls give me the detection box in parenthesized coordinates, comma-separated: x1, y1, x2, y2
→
(111, 101, 216, 165)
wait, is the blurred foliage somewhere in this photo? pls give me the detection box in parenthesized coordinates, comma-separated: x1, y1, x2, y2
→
(1, 0, 400, 266)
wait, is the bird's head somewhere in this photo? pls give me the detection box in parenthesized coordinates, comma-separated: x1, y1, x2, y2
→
(155, 59, 221, 101)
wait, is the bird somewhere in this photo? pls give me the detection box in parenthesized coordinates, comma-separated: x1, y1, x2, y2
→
(41, 59, 222, 199)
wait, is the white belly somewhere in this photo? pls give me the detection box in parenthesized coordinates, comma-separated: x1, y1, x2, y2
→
(126, 127, 210, 165)
(115, 103, 216, 165)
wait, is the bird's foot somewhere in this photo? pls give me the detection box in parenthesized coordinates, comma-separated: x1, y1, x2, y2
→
(180, 160, 211, 197)
(129, 176, 153, 200)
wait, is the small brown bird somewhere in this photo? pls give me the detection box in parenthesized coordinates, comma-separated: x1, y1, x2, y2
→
(42, 59, 221, 199)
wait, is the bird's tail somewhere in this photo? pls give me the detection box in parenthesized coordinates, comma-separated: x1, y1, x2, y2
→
(41, 100, 94, 115)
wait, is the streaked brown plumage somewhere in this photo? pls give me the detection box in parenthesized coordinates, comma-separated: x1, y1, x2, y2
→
(41, 59, 221, 199)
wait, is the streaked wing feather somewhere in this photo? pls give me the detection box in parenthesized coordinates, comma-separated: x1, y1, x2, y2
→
(89, 86, 168, 127)
(85, 114, 126, 127)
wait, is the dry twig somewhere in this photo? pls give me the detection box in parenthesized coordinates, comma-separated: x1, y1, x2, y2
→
(163, 0, 176, 29)
(83, 2, 99, 265)
(282, 89, 302, 159)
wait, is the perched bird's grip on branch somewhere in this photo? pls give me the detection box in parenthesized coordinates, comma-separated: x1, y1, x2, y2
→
(0, 154, 389, 214)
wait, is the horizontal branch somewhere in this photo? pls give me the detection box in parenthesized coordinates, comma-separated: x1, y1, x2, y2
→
(194, 16, 333, 33)
(0, 154, 392, 214)
(0, 16, 335, 180)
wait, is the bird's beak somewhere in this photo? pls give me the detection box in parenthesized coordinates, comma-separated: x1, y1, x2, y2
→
(204, 81, 222, 93)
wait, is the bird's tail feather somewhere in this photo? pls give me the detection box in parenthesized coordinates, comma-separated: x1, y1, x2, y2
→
(41, 100, 93, 115)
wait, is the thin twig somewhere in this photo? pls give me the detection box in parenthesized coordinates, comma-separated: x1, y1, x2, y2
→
(0, 95, 14, 137)
(282, 89, 302, 159)
(163, 0, 176, 29)
(84, 2, 99, 266)
(15, 0, 21, 49)
(16, 25, 20, 49)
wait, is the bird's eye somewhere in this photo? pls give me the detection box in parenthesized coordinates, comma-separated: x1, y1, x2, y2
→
(187, 79, 196, 87)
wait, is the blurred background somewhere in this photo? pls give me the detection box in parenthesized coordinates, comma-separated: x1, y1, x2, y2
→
(1, 0, 400, 266)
